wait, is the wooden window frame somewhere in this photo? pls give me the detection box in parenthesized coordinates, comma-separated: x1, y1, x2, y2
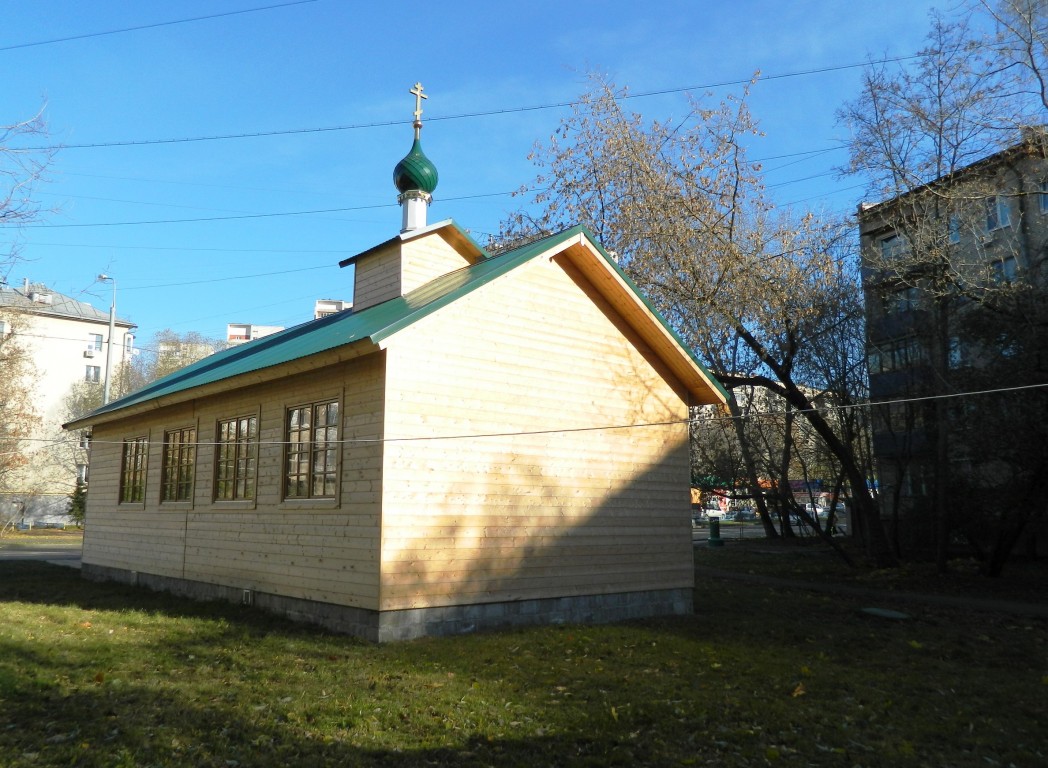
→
(214, 415, 258, 501)
(284, 399, 340, 500)
(161, 426, 196, 503)
(119, 436, 148, 504)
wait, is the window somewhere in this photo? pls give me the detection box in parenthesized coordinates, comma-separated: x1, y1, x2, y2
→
(85, 365, 101, 383)
(869, 337, 924, 374)
(985, 195, 1010, 232)
(1040, 181, 1048, 213)
(948, 336, 967, 368)
(947, 214, 960, 244)
(161, 427, 196, 502)
(992, 256, 1018, 284)
(0, 320, 6, 335)
(88, 333, 103, 351)
(884, 286, 920, 314)
(124, 334, 134, 354)
(215, 415, 258, 501)
(879, 233, 908, 259)
(285, 400, 339, 499)
(120, 437, 148, 503)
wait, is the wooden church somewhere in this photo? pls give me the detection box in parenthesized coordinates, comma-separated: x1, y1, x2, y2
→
(67, 85, 726, 641)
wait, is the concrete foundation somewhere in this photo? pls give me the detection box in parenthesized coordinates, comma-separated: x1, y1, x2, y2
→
(81, 563, 693, 642)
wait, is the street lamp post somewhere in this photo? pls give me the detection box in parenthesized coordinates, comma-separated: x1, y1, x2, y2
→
(97, 274, 116, 405)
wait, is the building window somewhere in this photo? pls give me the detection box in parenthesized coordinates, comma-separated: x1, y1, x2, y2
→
(120, 437, 148, 503)
(869, 337, 924, 374)
(85, 365, 101, 383)
(884, 286, 920, 314)
(285, 400, 339, 499)
(0, 320, 6, 335)
(948, 336, 967, 368)
(879, 233, 908, 259)
(1040, 181, 1048, 213)
(992, 256, 1018, 284)
(215, 415, 258, 501)
(947, 214, 960, 244)
(88, 333, 103, 351)
(985, 195, 1010, 232)
(124, 334, 134, 354)
(161, 427, 196, 502)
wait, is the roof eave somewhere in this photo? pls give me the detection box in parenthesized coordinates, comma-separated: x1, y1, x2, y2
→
(537, 229, 728, 406)
(65, 337, 379, 431)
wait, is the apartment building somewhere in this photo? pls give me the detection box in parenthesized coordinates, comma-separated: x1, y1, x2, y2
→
(857, 130, 1048, 549)
(0, 280, 136, 522)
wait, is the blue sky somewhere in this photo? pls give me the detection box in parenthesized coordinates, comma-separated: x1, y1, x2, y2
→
(3, 0, 950, 346)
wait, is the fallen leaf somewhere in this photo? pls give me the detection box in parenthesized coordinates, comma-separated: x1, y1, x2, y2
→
(790, 683, 806, 698)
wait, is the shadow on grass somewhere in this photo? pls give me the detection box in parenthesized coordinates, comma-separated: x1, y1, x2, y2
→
(0, 562, 716, 766)
(0, 561, 307, 630)
(0, 680, 672, 767)
(3, 561, 1047, 767)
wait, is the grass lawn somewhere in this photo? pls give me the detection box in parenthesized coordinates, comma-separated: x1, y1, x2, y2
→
(0, 541, 1045, 767)
(0, 529, 84, 550)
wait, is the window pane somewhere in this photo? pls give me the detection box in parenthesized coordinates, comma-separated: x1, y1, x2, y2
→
(215, 416, 257, 501)
(120, 437, 148, 503)
(284, 400, 339, 500)
(161, 427, 196, 502)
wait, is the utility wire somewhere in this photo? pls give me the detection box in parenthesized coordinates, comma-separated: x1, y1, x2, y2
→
(17, 191, 511, 229)
(23, 53, 928, 152)
(16, 380, 1046, 451)
(0, 1, 318, 52)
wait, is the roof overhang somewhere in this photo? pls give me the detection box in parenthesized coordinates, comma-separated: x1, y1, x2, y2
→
(338, 219, 488, 268)
(527, 230, 727, 407)
(64, 337, 379, 431)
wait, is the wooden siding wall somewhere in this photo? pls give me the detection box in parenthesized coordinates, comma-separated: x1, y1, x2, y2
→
(380, 252, 693, 611)
(400, 234, 473, 295)
(81, 353, 385, 610)
(353, 245, 402, 311)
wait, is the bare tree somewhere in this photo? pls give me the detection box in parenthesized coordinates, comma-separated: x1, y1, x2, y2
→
(978, 0, 1048, 113)
(505, 78, 895, 565)
(133, 328, 224, 386)
(2, 108, 54, 279)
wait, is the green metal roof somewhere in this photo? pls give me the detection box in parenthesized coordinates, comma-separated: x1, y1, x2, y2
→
(74, 222, 725, 424)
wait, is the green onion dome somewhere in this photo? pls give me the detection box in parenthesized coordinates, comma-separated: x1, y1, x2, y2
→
(393, 137, 439, 195)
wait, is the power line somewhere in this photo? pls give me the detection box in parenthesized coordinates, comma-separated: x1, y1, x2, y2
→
(24, 240, 355, 254)
(0, 1, 318, 52)
(15, 380, 1046, 452)
(18, 191, 512, 229)
(24, 53, 928, 152)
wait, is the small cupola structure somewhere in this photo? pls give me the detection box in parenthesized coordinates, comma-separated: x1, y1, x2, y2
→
(394, 82, 439, 233)
(341, 83, 485, 312)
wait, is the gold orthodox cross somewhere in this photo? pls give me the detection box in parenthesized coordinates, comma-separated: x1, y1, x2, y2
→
(410, 82, 427, 122)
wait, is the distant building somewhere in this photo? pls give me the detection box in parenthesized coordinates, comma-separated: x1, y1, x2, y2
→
(313, 299, 351, 319)
(226, 323, 283, 346)
(157, 339, 217, 368)
(0, 280, 135, 522)
(857, 129, 1048, 538)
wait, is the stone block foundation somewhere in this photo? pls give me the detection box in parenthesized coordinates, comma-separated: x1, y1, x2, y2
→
(81, 563, 693, 642)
